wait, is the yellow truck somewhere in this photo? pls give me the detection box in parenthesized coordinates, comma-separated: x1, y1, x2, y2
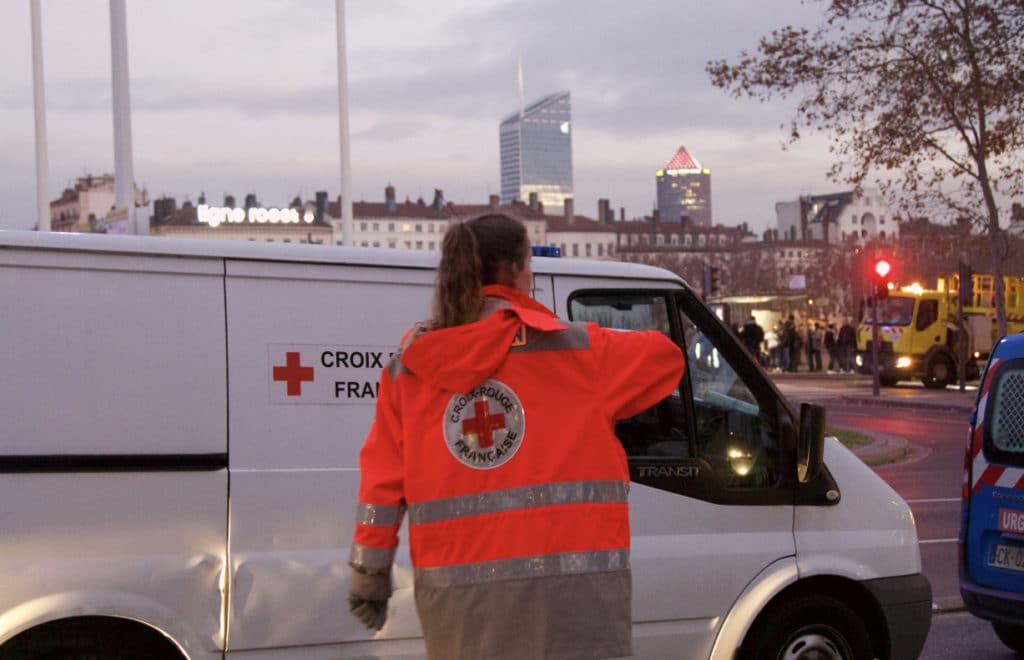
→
(856, 274, 1024, 388)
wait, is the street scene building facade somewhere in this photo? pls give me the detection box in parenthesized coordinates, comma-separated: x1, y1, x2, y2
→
(775, 189, 898, 244)
(49, 174, 148, 233)
(499, 91, 574, 213)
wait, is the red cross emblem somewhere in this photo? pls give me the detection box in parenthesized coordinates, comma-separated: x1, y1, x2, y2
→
(273, 352, 314, 396)
(462, 401, 506, 448)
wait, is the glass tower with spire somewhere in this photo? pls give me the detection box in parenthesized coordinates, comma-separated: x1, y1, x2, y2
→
(499, 91, 573, 213)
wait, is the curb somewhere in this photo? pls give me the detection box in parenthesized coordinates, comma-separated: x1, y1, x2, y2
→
(932, 595, 965, 613)
(837, 396, 973, 414)
(845, 432, 911, 467)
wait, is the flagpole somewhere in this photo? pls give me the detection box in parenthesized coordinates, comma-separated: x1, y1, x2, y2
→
(31, 0, 50, 231)
(335, 0, 353, 246)
(110, 0, 141, 233)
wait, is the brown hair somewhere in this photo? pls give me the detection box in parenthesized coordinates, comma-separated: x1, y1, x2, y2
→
(433, 213, 529, 328)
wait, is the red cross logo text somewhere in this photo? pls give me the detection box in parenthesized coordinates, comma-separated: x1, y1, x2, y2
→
(273, 352, 314, 396)
(462, 401, 506, 448)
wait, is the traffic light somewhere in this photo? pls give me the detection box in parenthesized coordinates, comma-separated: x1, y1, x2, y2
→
(872, 258, 892, 301)
(709, 266, 720, 296)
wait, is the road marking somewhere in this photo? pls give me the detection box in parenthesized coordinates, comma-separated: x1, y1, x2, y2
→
(906, 498, 960, 504)
(919, 538, 957, 545)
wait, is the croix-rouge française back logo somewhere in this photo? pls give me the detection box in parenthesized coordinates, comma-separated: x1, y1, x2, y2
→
(442, 379, 525, 470)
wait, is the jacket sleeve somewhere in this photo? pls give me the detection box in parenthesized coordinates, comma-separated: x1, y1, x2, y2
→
(350, 362, 405, 575)
(591, 324, 686, 421)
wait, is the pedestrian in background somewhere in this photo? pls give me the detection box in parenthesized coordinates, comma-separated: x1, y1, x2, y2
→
(825, 323, 839, 373)
(765, 325, 780, 371)
(782, 314, 798, 372)
(809, 323, 824, 372)
(348, 213, 685, 660)
(741, 315, 765, 366)
(837, 316, 857, 373)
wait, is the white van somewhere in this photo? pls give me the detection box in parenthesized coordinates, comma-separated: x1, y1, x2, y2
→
(0, 231, 930, 660)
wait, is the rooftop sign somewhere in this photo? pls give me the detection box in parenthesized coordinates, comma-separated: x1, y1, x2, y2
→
(198, 204, 308, 228)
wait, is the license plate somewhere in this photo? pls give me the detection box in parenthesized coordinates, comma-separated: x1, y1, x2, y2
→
(989, 543, 1024, 572)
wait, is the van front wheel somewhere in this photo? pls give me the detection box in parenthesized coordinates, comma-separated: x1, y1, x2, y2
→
(742, 595, 873, 660)
(992, 621, 1024, 654)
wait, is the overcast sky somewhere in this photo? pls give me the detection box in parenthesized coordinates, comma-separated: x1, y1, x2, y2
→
(0, 0, 839, 232)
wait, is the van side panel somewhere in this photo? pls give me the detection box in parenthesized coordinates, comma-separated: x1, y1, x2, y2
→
(224, 260, 433, 651)
(0, 248, 227, 659)
(1, 249, 227, 455)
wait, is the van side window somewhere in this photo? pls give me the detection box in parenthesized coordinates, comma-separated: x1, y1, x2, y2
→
(570, 291, 785, 502)
(679, 313, 779, 489)
(985, 359, 1024, 467)
(916, 299, 938, 331)
(569, 294, 684, 459)
(570, 293, 671, 335)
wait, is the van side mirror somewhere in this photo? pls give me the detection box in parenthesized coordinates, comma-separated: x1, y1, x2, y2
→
(797, 403, 826, 483)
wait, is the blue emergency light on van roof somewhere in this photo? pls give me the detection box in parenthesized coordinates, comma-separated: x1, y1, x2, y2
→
(531, 245, 562, 258)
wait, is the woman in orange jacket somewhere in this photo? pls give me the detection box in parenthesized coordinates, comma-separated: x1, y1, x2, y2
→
(349, 213, 685, 660)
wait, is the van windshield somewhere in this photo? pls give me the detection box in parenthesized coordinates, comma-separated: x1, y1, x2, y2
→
(862, 296, 915, 326)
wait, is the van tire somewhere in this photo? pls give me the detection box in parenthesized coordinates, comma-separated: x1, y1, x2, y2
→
(0, 616, 183, 660)
(993, 621, 1024, 654)
(922, 355, 953, 389)
(741, 594, 873, 660)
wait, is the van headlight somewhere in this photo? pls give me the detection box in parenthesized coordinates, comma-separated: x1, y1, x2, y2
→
(896, 356, 912, 369)
(855, 355, 863, 367)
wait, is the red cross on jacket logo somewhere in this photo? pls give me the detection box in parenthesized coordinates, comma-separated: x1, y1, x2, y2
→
(273, 352, 314, 396)
(462, 401, 506, 448)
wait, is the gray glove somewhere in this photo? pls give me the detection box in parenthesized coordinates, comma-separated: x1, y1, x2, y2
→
(349, 569, 392, 631)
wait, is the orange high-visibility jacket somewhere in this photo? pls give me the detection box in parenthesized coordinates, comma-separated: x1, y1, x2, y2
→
(351, 285, 685, 660)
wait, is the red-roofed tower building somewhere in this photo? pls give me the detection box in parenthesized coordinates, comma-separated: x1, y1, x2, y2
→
(656, 146, 711, 227)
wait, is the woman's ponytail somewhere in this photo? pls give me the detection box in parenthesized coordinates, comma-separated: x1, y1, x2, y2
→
(432, 213, 529, 329)
(434, 221, 483, 328)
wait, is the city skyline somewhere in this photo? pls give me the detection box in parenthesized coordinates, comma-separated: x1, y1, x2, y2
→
(0, 0, 837, 233)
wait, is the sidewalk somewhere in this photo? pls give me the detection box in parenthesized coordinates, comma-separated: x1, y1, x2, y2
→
(769, 370, 977, 413)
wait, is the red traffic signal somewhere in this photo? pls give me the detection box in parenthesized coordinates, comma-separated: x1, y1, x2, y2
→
(871, 257, 893, 301)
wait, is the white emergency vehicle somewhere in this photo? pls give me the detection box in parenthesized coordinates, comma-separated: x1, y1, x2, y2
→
(0, 230, 930, 660)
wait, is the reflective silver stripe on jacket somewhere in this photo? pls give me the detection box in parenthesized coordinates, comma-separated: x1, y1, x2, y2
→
(415, 548, 629, 588)
(349, 543, 397, 572)
(356, 502, 405, 527)
(408, 480, 628, 525)
(509, 321, 590, 353)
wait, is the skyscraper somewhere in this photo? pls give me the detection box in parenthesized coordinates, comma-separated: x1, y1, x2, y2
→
(656, 146, 712, 226)
(499, 91, 573, 213)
